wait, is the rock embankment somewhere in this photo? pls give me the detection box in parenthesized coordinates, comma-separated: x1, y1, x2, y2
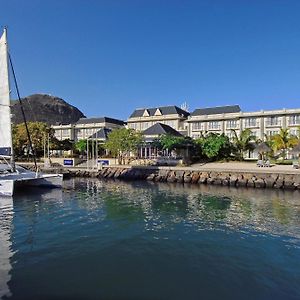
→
(66, 167, 300, 190)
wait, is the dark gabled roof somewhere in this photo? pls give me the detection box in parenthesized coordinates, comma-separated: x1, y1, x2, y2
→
(143, 123, 182, 136)
(191, 105, 241, 116)
(76, 117, 125, 126)
(129, 106, 190, 118)
(89, 127, 112, 140)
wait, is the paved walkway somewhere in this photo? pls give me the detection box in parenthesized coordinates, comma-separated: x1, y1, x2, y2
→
(104, 161, 299, 175)
(17, 161, 300, 175)
(188, 161, 299, 175)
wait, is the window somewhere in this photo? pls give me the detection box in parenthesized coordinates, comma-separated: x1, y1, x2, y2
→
(76, 129, 83, 136)
(226, 120, 238, 129)
(244, 118, 257, 128)
(141, 122, 149, 130)
(248, 150, 258, 159)
(165, 120, 175, 128)
(290, 129, 299, 136)
(266, 130, 279, 136)
(86, 128, 93, 135)
(62, 129, 69, 136)
(192, 122, 203, 131)
(208, 121, 220, 130)
(289, 115, 300, 125)
(129, 123, 137, 130)
(191, 134, 200, 139)
(266, 116, 280, 126)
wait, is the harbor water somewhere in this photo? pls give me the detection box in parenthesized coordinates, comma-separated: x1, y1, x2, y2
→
(1, 178, 300, 300)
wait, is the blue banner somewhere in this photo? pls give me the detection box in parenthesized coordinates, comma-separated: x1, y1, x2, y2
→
(98, 159, 109, 165)
(63, 159, 74, 166)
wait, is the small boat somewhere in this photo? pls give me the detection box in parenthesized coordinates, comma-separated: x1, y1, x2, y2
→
(0, 28, 63, 196)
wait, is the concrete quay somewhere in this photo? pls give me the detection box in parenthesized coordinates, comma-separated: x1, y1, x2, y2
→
(65, 163, 300, 190)
(18, 161, 300, 190)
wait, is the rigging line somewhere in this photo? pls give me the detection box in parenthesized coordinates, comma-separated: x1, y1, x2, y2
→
(24, 96, 37, 123)
(8, 52, 38, 172)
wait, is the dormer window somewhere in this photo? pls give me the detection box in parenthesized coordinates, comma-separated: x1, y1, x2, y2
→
(142, 109, 150, 117)
(154, 108, 162, 116)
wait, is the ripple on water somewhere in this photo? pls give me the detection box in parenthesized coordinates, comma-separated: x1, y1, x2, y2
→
(1, 178, 300, 300)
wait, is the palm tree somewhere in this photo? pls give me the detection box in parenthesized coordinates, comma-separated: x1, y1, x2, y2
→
(271, 128, 297, 159)
(231, 129, 257, 160)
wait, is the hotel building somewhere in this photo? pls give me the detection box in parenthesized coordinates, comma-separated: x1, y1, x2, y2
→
(188, 105, 300, 139)
(53, 117, 125, 142)
(127, 106, 190, 136)
(52, 103, 300, 160)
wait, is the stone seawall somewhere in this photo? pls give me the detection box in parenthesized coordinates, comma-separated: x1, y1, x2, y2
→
(66, 166, 300, 190)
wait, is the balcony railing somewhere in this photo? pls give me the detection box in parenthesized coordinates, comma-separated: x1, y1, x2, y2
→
(265, 120, 282, 127)
(208, 125, 221, 130)
(289, 120, 300, 126)
(226, 124, 239, 129)
(244, 122, 259, 128)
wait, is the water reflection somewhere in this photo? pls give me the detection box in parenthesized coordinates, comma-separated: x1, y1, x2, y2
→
(0, 197, 13, 299)
(1, 179, 300, 300)
(63, 178, 300, 241)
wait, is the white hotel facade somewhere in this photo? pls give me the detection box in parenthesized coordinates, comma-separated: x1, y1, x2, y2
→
(52, 104, 300, 158)
(187, 105, 300, 139)
(53, 117, 125, 142)
(125, 104, 300, 139)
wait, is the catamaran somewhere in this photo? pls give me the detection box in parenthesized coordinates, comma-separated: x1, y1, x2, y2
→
(0, 28, 63, 196)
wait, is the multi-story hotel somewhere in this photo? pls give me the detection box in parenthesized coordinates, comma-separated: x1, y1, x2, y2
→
(188, 105, 300, 140)
(127, 106, 190, 136)
(53, 117, 125, 142)
(52, 105, 300, 158)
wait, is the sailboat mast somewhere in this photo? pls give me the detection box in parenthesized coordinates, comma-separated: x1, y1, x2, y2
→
(8, 53, 38, 172)
(0, 27, 15, 171)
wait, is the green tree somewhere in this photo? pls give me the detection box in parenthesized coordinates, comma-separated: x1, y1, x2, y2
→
(12, 122, 55, 157)
(158, 134, 192, 151)
(105, 128, 144, 164)
(75, 139, 88, 154)
(271, 128, 297, 159)
(51, 138, 74, 151)
(196, 133, 232, 160)
(230, 129, 256, 160)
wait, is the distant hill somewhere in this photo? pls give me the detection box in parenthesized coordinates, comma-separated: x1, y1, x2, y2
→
(11, 94, 86, 125)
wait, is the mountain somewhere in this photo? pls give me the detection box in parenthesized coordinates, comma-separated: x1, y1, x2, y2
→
(11, 94, 86, 125)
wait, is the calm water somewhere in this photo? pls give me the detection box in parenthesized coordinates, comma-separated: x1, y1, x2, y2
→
(1, 179, 300, 300)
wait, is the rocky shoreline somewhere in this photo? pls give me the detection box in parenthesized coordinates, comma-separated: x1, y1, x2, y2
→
(64, 166, 300, 190)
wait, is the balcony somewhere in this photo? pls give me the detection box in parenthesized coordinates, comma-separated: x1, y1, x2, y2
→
(289, 120, 300, 126)
(208, 125, 221, 131)
(244, 122, 259, 128)
(226, 124, 239, 129)
(265, 120, 281, 127)
(192, 127, 206, 131)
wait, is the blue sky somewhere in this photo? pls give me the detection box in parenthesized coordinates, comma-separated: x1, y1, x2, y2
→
(1, 0, 300, 120)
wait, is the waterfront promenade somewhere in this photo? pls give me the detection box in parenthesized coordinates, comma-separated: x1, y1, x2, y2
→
(18, 160, 300, 190)
(18, 161, 300, 175)
(188, 161, 299, 175)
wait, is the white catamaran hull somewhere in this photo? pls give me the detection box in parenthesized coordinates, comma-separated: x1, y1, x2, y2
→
(0, 173, 63, 197)
(0, 180, 14, 197)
